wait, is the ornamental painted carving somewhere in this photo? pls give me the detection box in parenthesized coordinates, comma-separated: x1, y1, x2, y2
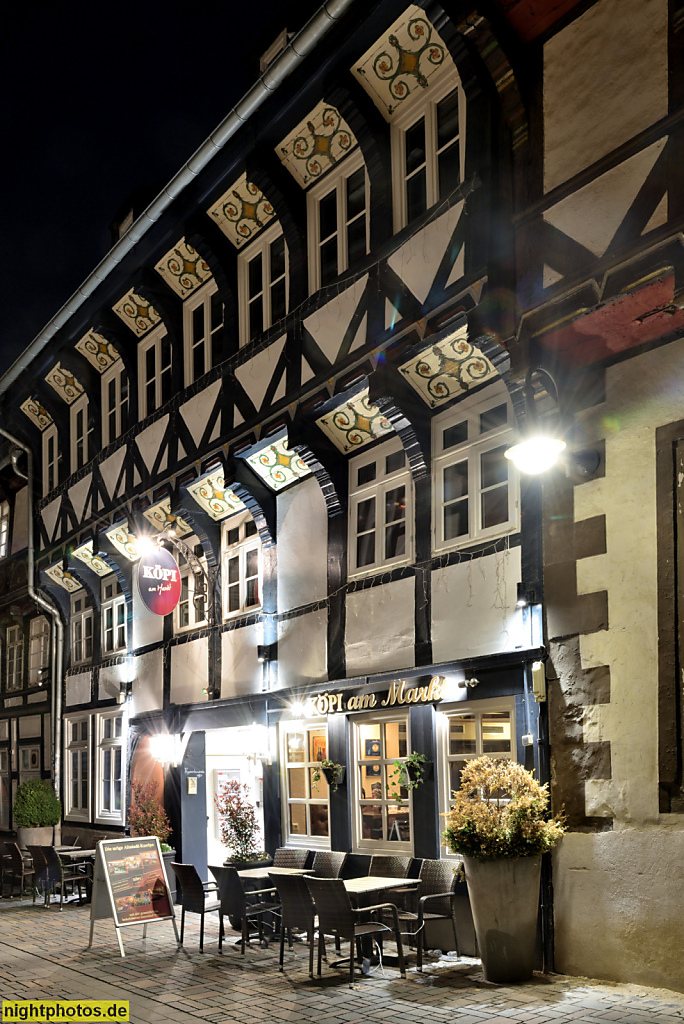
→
(186, 471, 245, 521)
(278, 101, 357, 188)
(45, 563, 81, 593)
(316, 390, 393, 453)
(45, 364, 85, 405)
(352, 5, 451, 120)
(112, 290, 161, 336)
(73, 540, 111, 577)
(398, 328, 497, 408)
(142, 498, 192, 537)
(245, 438, 311, 491)
(207, 174, 276, 249)
(20, 398, 53, 430)
(154, 238, 212, 298)
(105, 524, 140, 561)
(75, 331, 120, 373)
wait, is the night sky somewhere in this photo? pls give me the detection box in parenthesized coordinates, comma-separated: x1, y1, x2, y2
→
(0, 0, 322, 380)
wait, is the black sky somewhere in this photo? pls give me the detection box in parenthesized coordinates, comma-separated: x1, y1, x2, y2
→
(0, 0, 322, 379)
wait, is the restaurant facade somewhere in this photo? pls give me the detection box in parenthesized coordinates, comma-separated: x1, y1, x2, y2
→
(1, 0, 683, 994)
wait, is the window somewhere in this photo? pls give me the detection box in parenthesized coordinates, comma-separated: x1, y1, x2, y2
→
(439, 698, 515, 855)
(392, 76, 464, 231)
(348, 437, 412, 576)
(353, 714, 412, 852)
(102, 361, 129, 445)
(65, 715, 90, 820)
(281, 721, 330, 847)
(71, 592, 93, 666)
(184, 280, 224, 384)
(432, 387, 518, 551)
(70, 394, 93, 473)
(28, 616, 49, 686)
(0, 501, 9, 559)
(138, 327, 172, 418)
(42, 425, 59, 496)
(176, 538, 208, 632)
(222, 514, 262, 616)
(238, 224, 288, 346)
(96, 712, 124, 823)
(102, 578, 126, 654)
(6, 625, 23, 690)
(308, 151, 369, 292)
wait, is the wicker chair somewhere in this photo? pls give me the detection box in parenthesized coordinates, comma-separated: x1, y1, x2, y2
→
(306, 876, 406, 988)
(272, 848, 309, 869)
(171, 862, 223, 952)
(269, 871, 317, 976)
(26, 846, 49, 905)
(0, 840, 13, 896)
(40, 846, 91, 910)
(5, 842, 34, 898)
(209, 864, 280, 955)
(369, 855, 411, 878)
(384, 858, 460, 970)
(311, 851, 347, 878)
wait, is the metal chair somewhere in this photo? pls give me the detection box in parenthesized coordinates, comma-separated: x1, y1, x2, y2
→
(170, 862, 223, 952)
(5, 842, 34, 898)
(269, 871, 317, 976)
(311, 850, 347, 878)
(26, 846, 49, 905)
(209, 864, 280, 955)
(272, 847, 309, 868)
(0, 840, 13, 896)
(385, 858, 460, 970)
(40, 846, 91, 910)
(306, 876, 406, 988)
(369, 855, 411, 878)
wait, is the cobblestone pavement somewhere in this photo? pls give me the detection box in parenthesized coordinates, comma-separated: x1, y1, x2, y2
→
(1, 895, 683, 1024)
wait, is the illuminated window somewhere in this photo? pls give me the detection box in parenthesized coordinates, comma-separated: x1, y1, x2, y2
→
(281, 721, 330, 847)
(353, 713, 412, 852)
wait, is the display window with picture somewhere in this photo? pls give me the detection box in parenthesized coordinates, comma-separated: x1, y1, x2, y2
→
(352, 713, 413, 853)
(280, 721, 330, 848)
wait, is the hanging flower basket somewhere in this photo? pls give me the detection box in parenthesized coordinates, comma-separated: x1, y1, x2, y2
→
(322, 764, 345, 789)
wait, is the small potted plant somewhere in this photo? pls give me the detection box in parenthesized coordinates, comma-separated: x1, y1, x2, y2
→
(14, 779, 62, 849)
(387, 752, 430, 804)
(442, 756, 565, 984)
(312, 760, 346, 792)
(215, 779, 269, 868)
(128, 780, 176, 897)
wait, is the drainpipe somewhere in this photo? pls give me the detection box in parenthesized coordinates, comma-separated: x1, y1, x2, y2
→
(1, 428, 64, 804)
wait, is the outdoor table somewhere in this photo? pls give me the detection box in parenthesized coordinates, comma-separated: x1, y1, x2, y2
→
(340, 875, 416, 966)
(57, 847, 96, 904)
(238, 866, 309, 880)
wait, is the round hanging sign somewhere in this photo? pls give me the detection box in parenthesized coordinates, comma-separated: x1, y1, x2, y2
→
(137, 545, 182, 616)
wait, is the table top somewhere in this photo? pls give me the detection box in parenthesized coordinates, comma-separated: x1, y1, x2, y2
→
(56, 847, 96, 859)
(342, 875, 416, 895)
(240, 866, 310, 879)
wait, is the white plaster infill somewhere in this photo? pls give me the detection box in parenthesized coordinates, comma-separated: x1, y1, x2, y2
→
(234, 335, 287, 411)
(387, 202, 463, 305)
(303, 276, 368, 364)
(180, 379, 222, 449)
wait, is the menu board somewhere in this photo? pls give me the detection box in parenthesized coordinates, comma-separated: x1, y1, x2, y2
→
(101, 837, 173, 926)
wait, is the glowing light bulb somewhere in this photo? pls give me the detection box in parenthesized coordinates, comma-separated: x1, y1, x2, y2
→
(504, 436, 566, 475)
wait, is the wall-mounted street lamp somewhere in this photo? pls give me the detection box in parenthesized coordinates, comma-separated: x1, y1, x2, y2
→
(504, 366, 600, 476)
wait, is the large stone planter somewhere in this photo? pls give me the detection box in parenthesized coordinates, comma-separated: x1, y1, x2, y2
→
(464, 854, 542, 983)
(16, 826, 54, 850)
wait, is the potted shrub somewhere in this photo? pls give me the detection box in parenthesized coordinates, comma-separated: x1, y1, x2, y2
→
(14, 779, 61, 849)
(388, 751, 430, 804)
(128, 780, 176, 899)
(214, 779, 269, 868)
(311, 760, 345, 792)
(443, 756, 566, 983)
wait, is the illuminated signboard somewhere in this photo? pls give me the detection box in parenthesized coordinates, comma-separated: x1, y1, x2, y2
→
(137, 546, 182, 616)
(306, 676, 445, 715)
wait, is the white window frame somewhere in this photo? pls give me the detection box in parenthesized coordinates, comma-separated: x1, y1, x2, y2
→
(391, 70, 465, 232)
(437, 695, 516, 858)
(28, 616, 49, 687)
(95, 710, 125, 825)
(280, 719, 331, 850)
(238, 222, 288, 347)
(70, 393, 92, 474)
(65, 713, 90, 821)
(222, 513, 262, 618)
(71, 591, 93, 666)
(138, 326, 172, 419)
(183, 279, 224, 385)
(101, 360, 130, 446)
(348, 436, 413, 578)
(101, 577, 127, 655)
(6, 624, 23, 690)
(0, 747, 10, 831)
(432, 384, 519, 552)
(42, 425, 59, 496)
(307, 149, 369, 294)
(351, 710, 413, 855)
(0, 500, 9, 559)
(175, 537, 208, 633)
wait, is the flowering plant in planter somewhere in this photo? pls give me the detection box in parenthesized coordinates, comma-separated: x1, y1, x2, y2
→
(215, 779, 266, 863)
(388, 751, 430, 804)
(442, 756, 565, 860)
(128, 780, 173, 851)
